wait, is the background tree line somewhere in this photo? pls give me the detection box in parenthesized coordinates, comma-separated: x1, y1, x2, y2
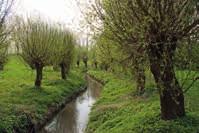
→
(76, 0, 199, 120)
(12, 17, 76, 88)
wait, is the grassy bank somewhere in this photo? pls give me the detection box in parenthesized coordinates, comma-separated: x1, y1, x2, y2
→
(0, 56, 85, 132)
(86, 70, 199, 133)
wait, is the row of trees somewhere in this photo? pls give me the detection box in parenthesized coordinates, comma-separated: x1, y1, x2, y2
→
(75, 45, 89, 68)
(13, 17, 76, 88)
(0, 0, 14, 70)
(83, 0, 199, 120)
(92, 32, 146, 94)
(0, 0, 77, 88)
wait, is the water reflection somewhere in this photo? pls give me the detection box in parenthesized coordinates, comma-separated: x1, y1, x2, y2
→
(42, 76, 102, 133)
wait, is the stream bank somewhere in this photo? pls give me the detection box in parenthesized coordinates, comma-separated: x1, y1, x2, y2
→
(0, 56, 87, 133)
(40, 75, 103, 133)
(33, 85, 87, 133)
(85, 70, 199, 133)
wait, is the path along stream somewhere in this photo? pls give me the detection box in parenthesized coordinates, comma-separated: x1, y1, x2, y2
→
(40, 75, 102, 133)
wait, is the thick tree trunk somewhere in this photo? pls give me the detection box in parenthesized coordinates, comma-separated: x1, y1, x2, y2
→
(84, 61, 88, 68)
(35, 64, 43, 88)
(160, 84, 185, 120)
(94, 62, 98, 69)
(60, 63, 66, 80)
(133, 56, 146, 95)
(83, 56, 88, 68)
(77, 60, 80, 68)
(148, 43, 185, 120)
(134, 65, 145, 95)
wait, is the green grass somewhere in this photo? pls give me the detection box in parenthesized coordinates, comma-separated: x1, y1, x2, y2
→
(86, 70, 199, 133)
(0, 56, 85, 133)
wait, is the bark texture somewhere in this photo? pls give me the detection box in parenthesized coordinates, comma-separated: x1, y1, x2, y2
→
(134, 64, 145, 95)
(148, 42, 185, 120)
(60, 63, 66, 80)
(35, 63, 43, 88)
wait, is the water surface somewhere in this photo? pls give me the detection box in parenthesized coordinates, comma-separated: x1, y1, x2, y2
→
(41, 76, 102, 133)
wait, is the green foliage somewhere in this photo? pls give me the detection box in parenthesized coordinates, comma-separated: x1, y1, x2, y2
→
(175, 40, 199, 70)
(0, 0, 13, 70)
(13, 17, 56, 67)
(52, 28, 76, 78)
(94, 32, 131, 73)
(13, 17, 78, 84)
(94, 0, 198, 119)
(86, 70, 199, 133)
(53, 29, 76, 66)
(0, 56, 85, 132)
(74, 44, 89, 68)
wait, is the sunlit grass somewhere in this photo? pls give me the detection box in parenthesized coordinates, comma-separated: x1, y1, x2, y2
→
(86, 70, 199, 133)
(0, 56, 85, 132)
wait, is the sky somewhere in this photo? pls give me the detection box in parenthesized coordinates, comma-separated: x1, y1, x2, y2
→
(13, 0, 93, 44)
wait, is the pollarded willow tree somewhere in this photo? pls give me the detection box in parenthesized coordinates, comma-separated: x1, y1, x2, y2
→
(0, 0, 14, 70)
(77, 0, 147, 94)
(13, 18, 57, 88)
(94, 32, 124, 71)
(94, 0, 199, 120)
(53, 29, 76, 80)
(99, 29, 146, 94)
(0, 41, 8, 70)
(76, 45, 89, 69)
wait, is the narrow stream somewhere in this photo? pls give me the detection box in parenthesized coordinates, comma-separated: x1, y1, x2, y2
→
(41, 76, 102, 133)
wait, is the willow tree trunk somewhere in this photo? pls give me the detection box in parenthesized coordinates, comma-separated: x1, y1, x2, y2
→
(148, 43, 185, 120)
(134, 63, 145, 95)
(77, 60, 80, 68)
(84, 61, 88, 68)
(60, 64, 66, 80)
(94, 62, 98, 69)
(35, 64, 43, 88)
